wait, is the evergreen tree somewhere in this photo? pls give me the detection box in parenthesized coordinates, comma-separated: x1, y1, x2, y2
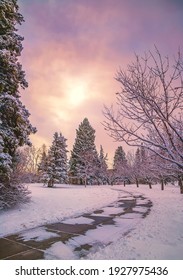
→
(97, 145, 108, 184)
(141, 146, 153, 189)
(75, 150, 98, 187)
(0, 0, 36, 208)
(133, 148, 141, 187)
(135, 147, 141, 162)
(45, 132, 68, 187)
(38, 144, 48, 183)
(69, 118, 98, 186)
(113, 146, 127, 184)
(134, 145, 152, 188)
(113, 146, 127, 169)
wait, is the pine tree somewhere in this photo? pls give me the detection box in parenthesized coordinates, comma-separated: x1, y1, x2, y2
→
(69, 118, 98, 186)
(133, 148, 141, 187)
(97, 145, 108, 185)
(38, 144, 48, 183)
(133, 145, 152, 188)
(45, 132, 68, 187)
(113, 146, 127, 168)
(75, 150, 98, 187)
(113, 146, 127, 185)
(138, 145, 152, 187)
(0, 0, 36, 209)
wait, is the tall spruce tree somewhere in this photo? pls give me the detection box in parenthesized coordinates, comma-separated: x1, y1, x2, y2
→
(69, 118, 98, 186)
(113, 146, 127, 169)
(97, 145, 108, 185)
(133, 145, 152, 188)
(113, 146, 127, 184)
(133, 148, 141, 187)
(38, 144, 48, 183)
(0, 0, 36, 208)
(45, 132, 68, 187)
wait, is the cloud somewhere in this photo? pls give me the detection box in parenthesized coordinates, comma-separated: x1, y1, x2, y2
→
(18, 0, 183, 162)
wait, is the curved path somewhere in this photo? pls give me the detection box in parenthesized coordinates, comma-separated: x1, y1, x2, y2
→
(0, 189, 152, 260)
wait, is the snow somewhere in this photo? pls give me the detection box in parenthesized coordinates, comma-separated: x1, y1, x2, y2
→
(0, 183, 118, 237)
(85, 224, 128, 244)
(19, 227, 59, 242)
(86, 184, 183, 260)
(0, 183, 183, 259)
(44, 241, 76, 260)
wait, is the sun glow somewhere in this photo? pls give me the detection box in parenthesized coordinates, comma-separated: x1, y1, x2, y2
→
(65, 78, 89, 107)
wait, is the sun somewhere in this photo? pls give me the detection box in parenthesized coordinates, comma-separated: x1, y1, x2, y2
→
(65, 78, 89, 107)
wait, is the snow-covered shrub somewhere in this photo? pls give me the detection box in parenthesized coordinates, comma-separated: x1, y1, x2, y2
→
(0, 179, 31, 210)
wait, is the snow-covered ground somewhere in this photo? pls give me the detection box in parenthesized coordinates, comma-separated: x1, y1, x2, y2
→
(0, 183, 183, 259)
(87, 184, 183, 260)
(0, 184, 118, 237)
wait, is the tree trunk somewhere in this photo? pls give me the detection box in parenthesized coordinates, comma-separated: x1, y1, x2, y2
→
(84, 176, 87, 188)
(178, 176, 183, 194)
(123, 180, 126, 187)
(148, 182, 152, 189)
(161, 179, 164, 191)
(48, 179, 53, 188)
(135, 178, 139, 188)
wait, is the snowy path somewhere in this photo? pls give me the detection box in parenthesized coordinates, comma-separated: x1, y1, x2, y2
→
(87, 185, 183, 260)
(0, 184, 119, 237)
(0, 189, 152, 260)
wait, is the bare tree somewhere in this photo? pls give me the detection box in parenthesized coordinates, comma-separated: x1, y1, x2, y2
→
(145, 149, 174, 190)
(104, 47, 183, 193)
(17, 145, 43, 182)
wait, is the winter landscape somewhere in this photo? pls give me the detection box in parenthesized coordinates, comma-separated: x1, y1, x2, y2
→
(1, 0, 183, 261)
(0, 183, 183, 260)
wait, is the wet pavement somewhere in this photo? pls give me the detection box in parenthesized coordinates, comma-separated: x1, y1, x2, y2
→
(0, 189, 152, 260)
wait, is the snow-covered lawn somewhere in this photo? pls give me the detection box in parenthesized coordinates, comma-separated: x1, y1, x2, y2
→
(87, 184, 183, 260)
(0, 183, 183, 259)
(0, 184, 118, 237)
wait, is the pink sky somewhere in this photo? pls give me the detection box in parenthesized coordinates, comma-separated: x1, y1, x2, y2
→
(18, 0, 183, 165)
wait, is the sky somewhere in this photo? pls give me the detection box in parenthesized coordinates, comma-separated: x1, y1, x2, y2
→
(18, 0, 183, 165)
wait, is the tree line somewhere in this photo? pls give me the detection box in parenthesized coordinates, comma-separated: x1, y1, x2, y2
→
(17, 118, 108, 187)
(17, 117, 181, 191)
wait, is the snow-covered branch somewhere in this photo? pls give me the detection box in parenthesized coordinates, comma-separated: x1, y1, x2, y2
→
(104, 48, 183, 184)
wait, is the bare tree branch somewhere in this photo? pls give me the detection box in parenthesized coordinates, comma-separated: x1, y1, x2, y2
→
(103, 48, 183, 172)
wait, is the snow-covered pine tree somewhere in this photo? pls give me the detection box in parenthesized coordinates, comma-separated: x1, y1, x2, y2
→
(140, 145, 153, 188)
(69, 118, 98, 186)
(134, 145, 153, 188)
(133, 148, 141, 187)
(97, 145, 108, 185)
(45, 132, 68, 187)
(38, 144, 48, 183)
(113, 146, 127, 168)
(0, 0, 36, 209)
(113, 146, 128, 185)
(75, 150, 98, 187)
